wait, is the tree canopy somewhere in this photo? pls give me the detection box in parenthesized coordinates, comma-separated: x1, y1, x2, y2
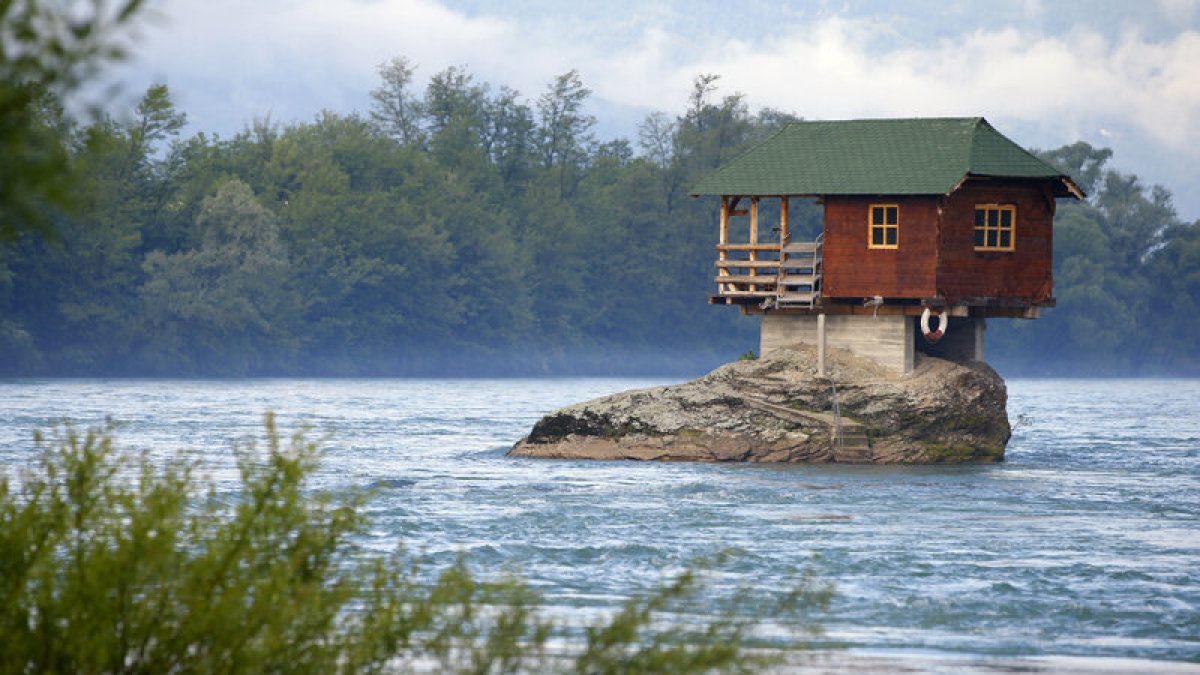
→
(1, 61, 1197, 376)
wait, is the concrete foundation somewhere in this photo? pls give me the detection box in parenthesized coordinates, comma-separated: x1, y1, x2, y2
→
(761, 314, 915, 373)
(761, 314, 986, 374)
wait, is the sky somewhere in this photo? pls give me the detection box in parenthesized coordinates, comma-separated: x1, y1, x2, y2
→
(106, 0, 1200, 220)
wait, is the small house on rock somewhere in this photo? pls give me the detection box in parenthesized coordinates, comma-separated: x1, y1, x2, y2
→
(691, 117, 1083, 374)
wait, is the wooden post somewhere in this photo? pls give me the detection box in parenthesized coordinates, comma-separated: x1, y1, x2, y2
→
(718, 197, 729, 294)
(817, 313, 827, 377)
(749, 197, 758, 244)
(749, 197, 759, 291)
(719, 196, 729, 247)
(779, 197, 789, 245)
(777, 197, 789, 297)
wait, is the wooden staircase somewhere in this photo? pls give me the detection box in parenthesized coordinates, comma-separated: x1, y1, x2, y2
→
(833, 420, 872, 463)
(740, 394, 873, 463)
(776, 234, 822, 308)
(830, 377, 871, 463)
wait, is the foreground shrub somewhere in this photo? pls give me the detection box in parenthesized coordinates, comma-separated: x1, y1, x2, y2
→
(0, 416, 830, 673)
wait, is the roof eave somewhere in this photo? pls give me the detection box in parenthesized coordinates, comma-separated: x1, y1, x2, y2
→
(952, 173, 1087, 200)
(1059, 176, 1086, 200)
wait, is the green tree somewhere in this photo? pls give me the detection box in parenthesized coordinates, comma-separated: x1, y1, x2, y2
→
(1, 0, 146, 240)
(370, 56, 424, 147)
(260, 112, 471, 370)
(0, 88, 186, 373)
(424, 65, 487, 139)
(676, 74, 754, 173)
(139, 179, 291, 373)
(536, 70, 595, 199)
(126, 83, 187, 172)
(1144, 219, 1200, 371)
(483, 85, 535, 185)
(638, 110, 684, 215)
(1095, 171, 1177, 267)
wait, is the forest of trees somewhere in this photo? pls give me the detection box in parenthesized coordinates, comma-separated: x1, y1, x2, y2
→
(2, 60, 1198, 377)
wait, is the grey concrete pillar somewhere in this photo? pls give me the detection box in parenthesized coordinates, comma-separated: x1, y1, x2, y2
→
(974, 318, 986, 361)
(904, 316, 915, 374)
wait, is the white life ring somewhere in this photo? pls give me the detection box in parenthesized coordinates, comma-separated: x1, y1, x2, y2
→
(921, 307, 948, 343)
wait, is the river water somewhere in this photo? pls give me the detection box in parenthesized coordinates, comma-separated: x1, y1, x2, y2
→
(1, 377, 1197, 672)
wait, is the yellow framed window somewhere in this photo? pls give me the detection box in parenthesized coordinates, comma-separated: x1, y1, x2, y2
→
(974, 205, 1015, 251)
(869, 204, 898, 249)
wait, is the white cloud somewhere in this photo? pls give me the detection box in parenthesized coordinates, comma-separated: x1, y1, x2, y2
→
(122, 0, 520, 130)
(610, 18, 1200, 157)
(127, 1, 1200, 153)
(111, 0, 1200, 217)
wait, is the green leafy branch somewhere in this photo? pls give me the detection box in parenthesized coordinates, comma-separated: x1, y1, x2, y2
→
(0, 416, 830, 674)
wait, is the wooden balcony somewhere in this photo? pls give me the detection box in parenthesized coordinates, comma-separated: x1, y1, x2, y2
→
(710, 195, 822, 308)
(711, 239, 823, 308)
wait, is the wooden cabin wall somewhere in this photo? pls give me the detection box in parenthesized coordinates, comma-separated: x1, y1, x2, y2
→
(937, 180, 1054, 302)
(822, 195, 939, 300)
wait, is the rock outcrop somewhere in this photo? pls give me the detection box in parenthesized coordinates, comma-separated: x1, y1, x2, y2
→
(509, 346, 1010, 464)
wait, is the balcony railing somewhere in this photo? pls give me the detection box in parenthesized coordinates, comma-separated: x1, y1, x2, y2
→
(714, 243, 781, 297)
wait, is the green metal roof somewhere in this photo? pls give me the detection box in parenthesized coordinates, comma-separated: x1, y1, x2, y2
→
(690, 117, 1081, 197)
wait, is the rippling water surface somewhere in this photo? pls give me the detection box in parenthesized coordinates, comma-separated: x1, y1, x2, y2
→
(1, 378, 1197, 671)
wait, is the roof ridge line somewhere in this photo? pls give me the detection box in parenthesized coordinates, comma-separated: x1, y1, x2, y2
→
(965, 117, 987, 175)
(789, 116, 985, 124)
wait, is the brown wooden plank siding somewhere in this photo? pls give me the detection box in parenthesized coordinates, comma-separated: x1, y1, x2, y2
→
(823, 196, 939, 299)
(936, 180, 1055, 303)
